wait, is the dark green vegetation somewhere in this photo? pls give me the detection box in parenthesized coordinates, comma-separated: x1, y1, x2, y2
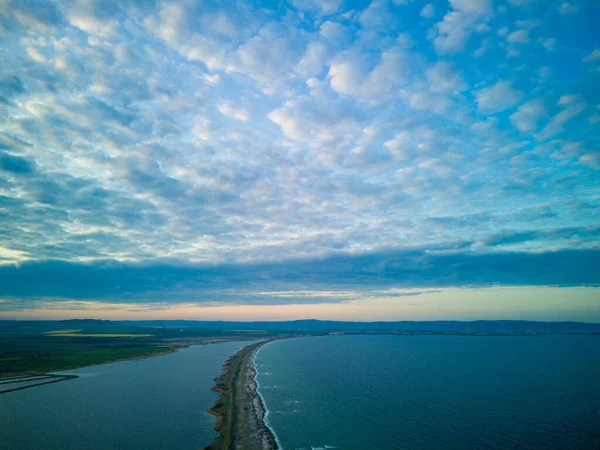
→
(0, 319, 286, 377)
(2, 319, 599, 378)
(0, 333, 173, 377)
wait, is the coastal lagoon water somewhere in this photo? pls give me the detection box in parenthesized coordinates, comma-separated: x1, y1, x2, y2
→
(256, 335, 600, 450)
(0, 341, 248, 450)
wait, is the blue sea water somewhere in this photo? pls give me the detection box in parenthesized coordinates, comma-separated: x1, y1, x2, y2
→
(256, 335, 600, 450)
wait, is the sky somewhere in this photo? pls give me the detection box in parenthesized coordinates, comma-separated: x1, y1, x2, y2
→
(0, 0, 599, 321)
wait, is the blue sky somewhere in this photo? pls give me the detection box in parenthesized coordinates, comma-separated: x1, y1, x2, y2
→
(0, 0, 599, 320)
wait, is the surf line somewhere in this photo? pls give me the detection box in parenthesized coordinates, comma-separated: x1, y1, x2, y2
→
(254, 344, 284, 450)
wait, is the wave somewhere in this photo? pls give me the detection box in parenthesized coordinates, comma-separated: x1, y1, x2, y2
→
(254, 344, 284, 450)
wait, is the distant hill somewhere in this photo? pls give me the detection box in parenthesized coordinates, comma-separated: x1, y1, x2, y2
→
(115, 319, 600, 334)
(1, 319, 599, 334)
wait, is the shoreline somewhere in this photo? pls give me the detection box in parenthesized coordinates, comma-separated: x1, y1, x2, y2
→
(204, 339, 279, 450)
(0, 347, 177, 381)
(0, 337, 256, 381)
(253, 345, 283, 449)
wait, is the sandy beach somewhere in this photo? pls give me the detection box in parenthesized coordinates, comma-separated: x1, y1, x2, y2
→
(204, 340, 278, 450)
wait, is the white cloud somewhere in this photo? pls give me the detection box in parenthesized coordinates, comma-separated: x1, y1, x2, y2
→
(426, 62, 468, 93)
(450, 0, 492, 15)
(319, 21, 352, 45)
(420, 4, 435, 18)
(582, 49, 600, 62)
(292, 0, 342, 16)
(26, 47, 47, 64)
(430, 0, 493, 53)
(536, 102, 586, 140)
(407, 91, 451, 115)
(509, 99, 546, 132)
(359, 0, 394, 29)
(384, 132, 414, 162)
(328, 46, 409, 98)
(558, 95, 577, 106)
(558, 3, 579, 15)
(192, 117, 213, 140)
(67, 0, 120, 39)
(507, 29, 530, 44)
(217, 101, 249, 122)
(1, 0, 598, 275)
(296, 41, 329, 77)
(231, 26, 303, 90)
(267, 98, 359, 144)
(540, 38, 556, 52)
(474, 80, 524, 114)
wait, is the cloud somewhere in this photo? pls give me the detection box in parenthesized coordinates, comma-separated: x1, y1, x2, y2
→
(536, 101, 586, 140)
(430, 0, 493, 53)
(296, 41, 329, 77)
(217, 101, 250, 122)
(507, 29, 530, 44)
(66, 0, 120, 39)
(420, 4, 435, 19)
(558, 3, 579, 15)
(425, 62, 468, 93)
(582, 48, 600, 62)
(474, 80, 524, 114)
(292, 0, 342, 16)
(1, 249, 599, 306)
(267, 96, 360, 143)
(509, 99, 546, 132)
(480, 225, 600, 247)
(540, 38, 556, 52)
(384, 132, 414, 162)
(0, 0, 598, 313)
(328, 45, 409, 97)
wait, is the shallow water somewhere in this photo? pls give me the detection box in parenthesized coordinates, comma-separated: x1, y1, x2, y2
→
(0, 341, 248, 450)
(256, 335, 600, 450)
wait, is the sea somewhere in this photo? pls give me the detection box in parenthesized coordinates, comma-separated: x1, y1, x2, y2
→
(0, 341, 248, 450)
(255, 335, 600, 450)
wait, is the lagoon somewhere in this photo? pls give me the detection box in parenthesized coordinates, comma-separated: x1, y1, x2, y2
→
(0, 341, 248, 450)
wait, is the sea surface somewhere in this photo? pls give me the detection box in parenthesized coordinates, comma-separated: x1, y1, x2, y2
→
(0, 341, 248, 450)
(256, 335, 600, 450)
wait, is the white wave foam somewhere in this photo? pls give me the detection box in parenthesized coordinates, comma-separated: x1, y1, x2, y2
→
(255, 343, 284, 450)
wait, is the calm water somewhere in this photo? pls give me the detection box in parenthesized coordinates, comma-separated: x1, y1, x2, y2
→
(0, 341, 248, 450)
(256, 335, 600, 450)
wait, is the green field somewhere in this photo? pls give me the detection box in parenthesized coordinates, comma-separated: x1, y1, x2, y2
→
(0, 339, 173, 376)
(0, 320, 277, 377)
(0, 321, 175, 376)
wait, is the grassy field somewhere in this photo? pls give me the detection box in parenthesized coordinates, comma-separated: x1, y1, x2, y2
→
(0, 339, 173, 376)
(0, 321, 176, 376)
(0, 320, 286, 377)
(45, 332, 154, 337)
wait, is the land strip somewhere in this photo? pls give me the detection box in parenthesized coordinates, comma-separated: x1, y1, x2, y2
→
(204, 340, 279, 450)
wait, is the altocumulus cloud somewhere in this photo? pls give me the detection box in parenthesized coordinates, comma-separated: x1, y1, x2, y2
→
(0, 0, 599, 308)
